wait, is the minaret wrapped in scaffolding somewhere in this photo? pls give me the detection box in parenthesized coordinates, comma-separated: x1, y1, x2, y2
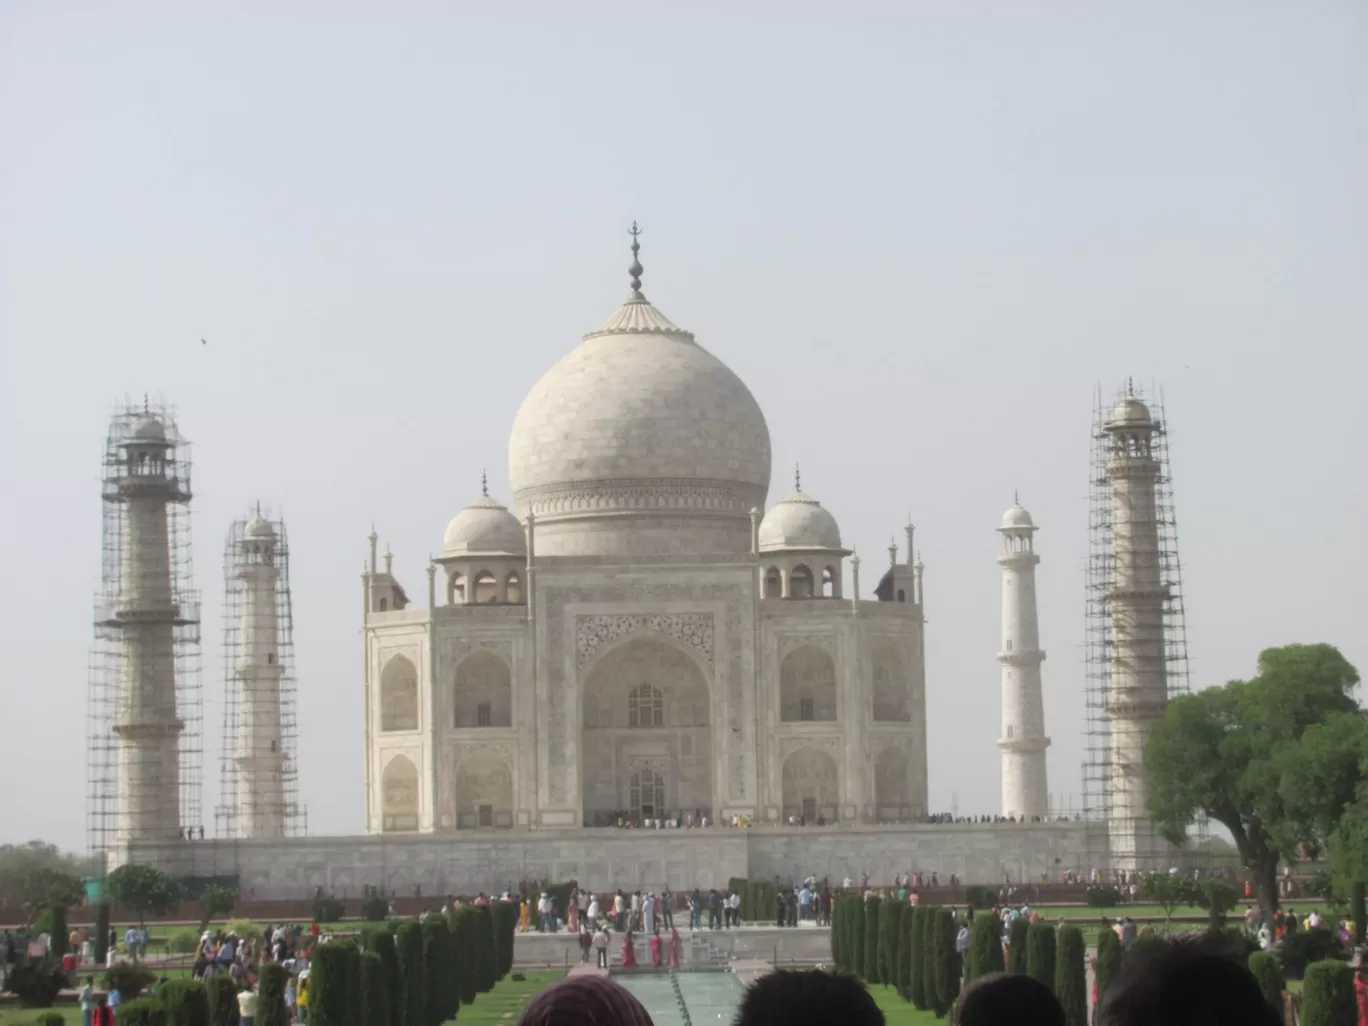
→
(1084, 383, 1190, 872)
(217, 505, 303, 839)
(87, 399, 202, 865)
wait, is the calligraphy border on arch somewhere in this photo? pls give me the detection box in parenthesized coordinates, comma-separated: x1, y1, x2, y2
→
(575, 613, 715, 669)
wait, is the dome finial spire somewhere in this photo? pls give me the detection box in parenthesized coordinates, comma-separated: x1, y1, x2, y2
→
(628, 220, 645, 300)
(481, 468, 488, 497)
(794, 463, 801, 492)
(1014, 488, 1020, 505)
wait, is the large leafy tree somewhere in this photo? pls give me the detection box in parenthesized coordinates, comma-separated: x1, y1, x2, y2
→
(105, 864, 181, 926)
(1145, 643, 1360, 919)
(0, 841, 86, 920)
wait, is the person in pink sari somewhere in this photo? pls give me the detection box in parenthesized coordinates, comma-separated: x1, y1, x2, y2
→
(650, 934, 663, 966)
(568, 890, 580, 933)
(668, 928, 681, 968)
(621, 931, 637, 969)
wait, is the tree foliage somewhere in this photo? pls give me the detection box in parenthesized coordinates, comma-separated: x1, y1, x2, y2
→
(1141, 874, 1195, 922)
(1054, 926, 1086, 1026)
(878, 899, 899, 986)
(1025, 923, 1056, 993)
(158, 980, 210, 1026)
(1248, 952, 1285, 1017)
(367, 925, 403, 1026)
(197, 886, 236, 931)
(312, 941, 362, 1026)
(203, 974, 239, 1026)
(4, 958, 67, 1008)
(1193, 881, 1240, 931)
(449, 907, 479, 1006)
(256, 965, 289, 1026)
(1007, 915, 1030, 975)
(920, 905, 938, 1016)
(848, 897, 866, 979)
(908, 907, 928, 1011)
(361, 951, 391, 1026)
(423, 917, 454, 1026)
(862, 896, 883, 983)
(967, 912, 1000, 982)
(0, 841, 87, 921)
(1146, 644, 1361, 918)
(1300, 960, 1357, 1026)
(394, 922, 424, 1026)
(117, 998, 168, 1026)
(931, 908, 960, 1019)
(106, 864, 180, 925)
(1095, 929, 1124, 1010)
(473, 904, 496, 993)
(491, 900, 517, 979)
(895, 904, 913, 997)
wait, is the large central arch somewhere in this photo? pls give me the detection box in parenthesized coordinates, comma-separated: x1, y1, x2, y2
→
(781, 747, 839, 823)
(580, 635, 712, 826)
(454, 754, 513, 829)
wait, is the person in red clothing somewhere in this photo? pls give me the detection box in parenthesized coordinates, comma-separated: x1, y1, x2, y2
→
(620, 931, 637, 969)
(668, 927, 682, 968)
(1354, 967, 1366, 1026)
(649, 933, 662, 966)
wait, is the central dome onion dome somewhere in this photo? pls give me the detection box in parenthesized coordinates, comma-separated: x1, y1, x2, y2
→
(443, 480, 526, 558)
(508, 225, 771, 558)
(759, 477, 843, 552)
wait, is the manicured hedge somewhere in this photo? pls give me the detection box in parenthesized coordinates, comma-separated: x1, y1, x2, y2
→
(35, 1013, 65, 1026)
(1301, 960, 1356, 1026)
(830, 896, 844, 967)
(48, 906, 69, 957)
(862, 896, 883, 983)
(849, 897, 866, 979)
(312, 941, 362, 1026)
(920, 906, 938, 1015)
(449, 907, 479, 1006)
(118, 998, 168, 1026)
(361, 951, 390, 1026)
(474, 904, 496, 993)
(968, 912, 1000, 982)
(1007, 914, 1030, 975)
(879, 900, 901, 986)
(895, 904, 913, 997)
(908, 907, 928, 1011)
(204, 974, 240, 1026)
(158, 980, 210, 1026)
(423, 917, 454, 1026)
(368, 925, 403, 1026)
(1026, 922, 1056, 992)
(492, 900, 517, 979)
(1055, 925, 1086, 1026)
(1248, 951, 1285, 1017)
(256, 964, 289, 1026)
(395, 921, 425, 1026)
(932, 908, 960, 1018)
(93, 903, 111, 964)
(1095, 928, 1125, 1010)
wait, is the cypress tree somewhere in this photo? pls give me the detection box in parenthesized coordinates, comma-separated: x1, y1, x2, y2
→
(1008, 914, 1030, 975)
(311, 941, 362, 1026)
(422, 917, 452, 1026)
(255, 965, 289, 1026)
(830, 897, 843, 967)
(896, 904, 914, 998)
(1026, 923, 1056, 993)
(49, 907, 69, 957)
(1247, 952, 1285, 1018)
(449, 907, 480, 1006)
(361, 951, 391, 1026)
(395, 921, 425, 1026)
(473, 904, 497, 993)
(1095, 929, 1125, 1010)
(93, 903, 111, 965)
(878, 899, 898, 985)
(909, 907, 928, 1010)
(158, 980, 210, 1026)
(204, 975, 240, 1026)
(117, 999, 168, 1026)
(967, 913, 998, 982)
(920, 907, 940, 1016)
(862, 896, 883, 983)
(933, 908, 961, 1019)
(1300, 961, 1355, 1026)
(491, 900, 516, 979)
(1054, 925, 1086, 1026)
(368, 924, 403, 1026)
(850, 898, 866, 979)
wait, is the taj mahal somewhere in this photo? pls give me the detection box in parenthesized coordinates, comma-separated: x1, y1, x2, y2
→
(100, 228, 1192, 898)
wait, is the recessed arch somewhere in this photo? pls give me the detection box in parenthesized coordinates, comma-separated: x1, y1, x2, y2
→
(580, 634, 712, 826)
(454, 648, 511, 728)
(781, 746, 839, 823)
(764, 567, 782, 599)
(874, 745, 911, 816)
(789, 564, 814, 599)
(779, 645, 837, 722)
(472, 570, 498, 604)
(505, 571, 522, 604)
(380, 655, 418, 732)
(381, 754, 419, 832)
(454, 754, 513, 829)
(872, 639, 912, 722)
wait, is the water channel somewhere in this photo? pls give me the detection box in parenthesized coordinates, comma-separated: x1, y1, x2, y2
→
(616, 971, 744, 1026)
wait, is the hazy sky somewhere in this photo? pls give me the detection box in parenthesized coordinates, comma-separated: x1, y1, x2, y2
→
(3, 3, 1365, 851)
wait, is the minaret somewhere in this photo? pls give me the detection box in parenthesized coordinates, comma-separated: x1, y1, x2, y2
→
(997, 494, 1050, 819)
(1103, 394, 1169, 868)
(105, 404, 194, 849)
(233, 508, 287, 837)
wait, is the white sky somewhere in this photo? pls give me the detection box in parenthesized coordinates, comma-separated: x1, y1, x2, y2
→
(2, 2, 1365, 850)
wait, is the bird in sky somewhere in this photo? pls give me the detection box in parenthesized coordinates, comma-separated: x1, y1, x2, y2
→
(201, 338, 208, 345)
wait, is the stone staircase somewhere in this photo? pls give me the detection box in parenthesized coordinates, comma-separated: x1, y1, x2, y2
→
(688, 931, 732, 967)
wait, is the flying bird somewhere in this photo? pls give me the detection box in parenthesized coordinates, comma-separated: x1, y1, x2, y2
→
(201, 338, 208, 345)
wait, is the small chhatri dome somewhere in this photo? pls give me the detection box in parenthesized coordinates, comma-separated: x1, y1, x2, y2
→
(443, 484, 526, 558)
(245, 505, 276, 539)
(125, 413, 167, 444)
(759, 471, 843, 552)
(1001, 494, 1035, 530)
(1110, 397, 1152, 427)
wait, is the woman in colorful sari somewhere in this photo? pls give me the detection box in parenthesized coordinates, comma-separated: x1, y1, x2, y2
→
(620, 930, 637, 969)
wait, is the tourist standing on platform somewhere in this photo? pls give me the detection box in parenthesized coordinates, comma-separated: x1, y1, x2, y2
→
(669, 928, 682, 968)
(578, 927, 592, 964)
(630, 891, 641, 931)
(593, 926, 610, 969)
(798, 884, 812, 922)
(587, 894, 600, 926)
(643, 892, 656, 936)
(661, 888, 674, 930)
(730, 890, 742, 926)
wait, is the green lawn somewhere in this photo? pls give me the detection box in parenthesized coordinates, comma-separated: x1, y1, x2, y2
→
(867, 983, 942, 1026)
(446, 971, 567, 1025)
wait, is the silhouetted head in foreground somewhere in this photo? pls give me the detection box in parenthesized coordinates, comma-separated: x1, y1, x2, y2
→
(518, 975, 654, 1026)
(1098, 937, 1281, 1026)
(958, 973, 1064, 1026)
(734, 970, 883, 1026)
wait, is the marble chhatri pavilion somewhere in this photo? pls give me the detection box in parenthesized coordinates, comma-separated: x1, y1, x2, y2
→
(363, 228, 928, 834)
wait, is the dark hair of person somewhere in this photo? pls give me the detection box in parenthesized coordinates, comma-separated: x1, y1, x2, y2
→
(1098, 936, 1282, 1026)
(733, 969, 883, 1026)
(958, 973, 1064, 1026)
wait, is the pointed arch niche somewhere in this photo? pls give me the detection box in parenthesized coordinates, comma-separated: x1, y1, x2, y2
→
(380, 655, 419, 732)
(381, 754, 420, 832)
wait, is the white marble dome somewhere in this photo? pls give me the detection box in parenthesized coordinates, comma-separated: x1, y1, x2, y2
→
(443, 491, 526, 557)
(507, 273, 771, 557)
(1001, 503, 1034, 529)
(125, 414, 167, 443)
(759, 487, 842, 552)
(1110, 397, 1152, 427)
(245, 513, 277, 539)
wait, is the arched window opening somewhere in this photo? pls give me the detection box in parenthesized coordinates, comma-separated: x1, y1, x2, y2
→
(779, 646, 838, 722)
(630, 769, 665, 821)
(822, 567, 836, 598)
(454, 649, 512, 728)
(505, 571, 522, 604)
(381, 755, 419, 832)
(378, 597, 389, 611)
(628, 684, 664, 728)
(380, 656, 419, 732)
(789, 565, 814, 599)
(764, 568, 782, 598)
(897, 589, 906, 603)
(449, 573, 465, 604)
(473, 570, 498, 604)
